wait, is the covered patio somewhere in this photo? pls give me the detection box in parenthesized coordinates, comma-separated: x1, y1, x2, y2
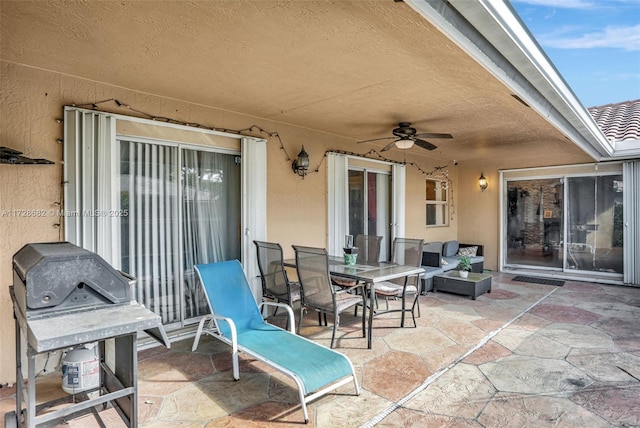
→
(2, 3, 639, 424)
(2, 273, 638, 426)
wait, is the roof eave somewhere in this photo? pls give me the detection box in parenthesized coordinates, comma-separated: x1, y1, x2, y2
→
(404, 0, 615, 161)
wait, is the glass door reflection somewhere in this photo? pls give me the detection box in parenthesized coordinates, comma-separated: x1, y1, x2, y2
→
(505, 178, 564, 268)
(348, 169, 391, 261)
(566, 175, 623, 274)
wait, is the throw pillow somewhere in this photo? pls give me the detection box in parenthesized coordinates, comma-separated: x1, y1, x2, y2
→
(458, 246, 478, 257)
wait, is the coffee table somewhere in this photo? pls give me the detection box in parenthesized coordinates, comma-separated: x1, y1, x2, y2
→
(433, 271, 492, 300)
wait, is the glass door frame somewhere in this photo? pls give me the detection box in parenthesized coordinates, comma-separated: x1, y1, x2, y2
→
(347, 166, 392, 261)
(564, 172, 624, 277)
(503, 177, 564, 271)
(499, 163, 624, 281)
(327, 153, 403, 258)
(117, 136, 242, 330)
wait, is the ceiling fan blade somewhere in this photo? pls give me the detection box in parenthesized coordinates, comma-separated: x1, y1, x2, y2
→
(357, 136, 395, 144)
(414, 139, 438, 151)
(413, 132, 453, 139)
(380, 140, 397, 152)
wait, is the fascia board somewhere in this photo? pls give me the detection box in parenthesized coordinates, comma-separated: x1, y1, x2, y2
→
(612, 139, 640, 159)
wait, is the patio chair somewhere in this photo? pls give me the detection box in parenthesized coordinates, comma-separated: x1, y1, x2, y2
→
(332, 234, 382, 288)
(254, 240, 301, 328)
(293, 245, 366, 348)
(191, 260, 360, 423)
(373, 237, 424, 327)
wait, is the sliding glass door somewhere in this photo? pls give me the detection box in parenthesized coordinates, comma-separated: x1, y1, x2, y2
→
(120, 139, 241, 325)
(566, 175, 623, 273)
(181, 149, 241, 319)
(504, 172, 623, 276)
(505, 178, 564, 268)
(348, 168, 391, 261)
(64, 108, 266, 332)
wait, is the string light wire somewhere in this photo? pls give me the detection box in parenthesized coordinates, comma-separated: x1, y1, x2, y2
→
(71, 99, 452, 179)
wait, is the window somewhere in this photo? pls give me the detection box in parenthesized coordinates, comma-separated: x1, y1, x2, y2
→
(426, 179, 448, 226)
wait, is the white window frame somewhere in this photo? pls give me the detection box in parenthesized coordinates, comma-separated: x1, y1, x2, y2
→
(425, 178, 449, 227)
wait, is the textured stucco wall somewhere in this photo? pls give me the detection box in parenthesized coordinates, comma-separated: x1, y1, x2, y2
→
(0, 61, 459, 383)
(1, 63, 66, 384)
(1, 60, 595, 383)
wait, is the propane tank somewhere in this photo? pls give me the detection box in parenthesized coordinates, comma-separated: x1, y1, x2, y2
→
(61, 345, 99, 394)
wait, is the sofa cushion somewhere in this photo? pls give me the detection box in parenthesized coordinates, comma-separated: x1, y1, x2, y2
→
(422, 265, 444, 277)
(442, 241, 459, 257)
(457, 246, 478, 257)
(423, 241, 443, 253)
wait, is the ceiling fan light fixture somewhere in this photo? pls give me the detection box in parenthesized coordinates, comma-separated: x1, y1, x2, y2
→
(395, 138, 414, 149)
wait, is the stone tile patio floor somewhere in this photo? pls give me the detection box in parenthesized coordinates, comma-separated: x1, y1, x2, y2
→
(2, 272, 639, 427)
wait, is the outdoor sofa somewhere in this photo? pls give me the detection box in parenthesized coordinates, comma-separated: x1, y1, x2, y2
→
(420, 240, 484, 292)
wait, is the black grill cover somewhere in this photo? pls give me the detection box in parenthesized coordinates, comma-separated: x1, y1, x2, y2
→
(13, 242, 131, 316)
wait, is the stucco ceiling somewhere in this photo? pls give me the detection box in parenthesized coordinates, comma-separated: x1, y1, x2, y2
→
(1, 0, 590, 164)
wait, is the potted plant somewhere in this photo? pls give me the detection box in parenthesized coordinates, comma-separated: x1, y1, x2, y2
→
(458, 255, 472, 278)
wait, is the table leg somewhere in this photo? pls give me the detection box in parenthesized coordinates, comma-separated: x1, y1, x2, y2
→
(367, 282, 374, 349)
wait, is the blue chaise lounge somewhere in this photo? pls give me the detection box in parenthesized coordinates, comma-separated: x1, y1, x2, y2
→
(191, 260, 360, 423)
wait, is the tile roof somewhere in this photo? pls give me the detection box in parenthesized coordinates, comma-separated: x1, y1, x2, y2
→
(588, 99, 640, 142)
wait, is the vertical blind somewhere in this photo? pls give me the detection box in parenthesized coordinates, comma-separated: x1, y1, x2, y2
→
(121, 140, 181, 323)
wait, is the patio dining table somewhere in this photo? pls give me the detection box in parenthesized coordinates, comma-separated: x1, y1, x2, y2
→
(283, 256, 425, 349)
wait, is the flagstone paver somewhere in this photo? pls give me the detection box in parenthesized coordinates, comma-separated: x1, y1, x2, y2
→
(2, 273, 638, 427)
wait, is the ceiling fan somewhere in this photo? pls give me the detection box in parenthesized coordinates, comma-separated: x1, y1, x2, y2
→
(357, 122, 453, 151)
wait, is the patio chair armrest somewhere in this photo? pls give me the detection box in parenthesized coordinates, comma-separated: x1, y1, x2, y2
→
(259, 301, 296, 333)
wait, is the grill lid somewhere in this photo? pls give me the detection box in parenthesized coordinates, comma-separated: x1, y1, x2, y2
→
(13, 242, 131, 311)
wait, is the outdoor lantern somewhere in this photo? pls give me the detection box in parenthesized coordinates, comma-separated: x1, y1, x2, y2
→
(292, 145, 310, 178)
(479, 172, 488, 191)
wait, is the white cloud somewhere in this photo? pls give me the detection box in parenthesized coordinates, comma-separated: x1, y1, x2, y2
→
(539, 24, 640, 51)
(512, 0, 595, 9)
(595, 71, 640, 83)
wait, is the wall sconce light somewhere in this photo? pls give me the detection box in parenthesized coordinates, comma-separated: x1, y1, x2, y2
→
(292, 145, 309, 178)
(479, 172, 488, 192)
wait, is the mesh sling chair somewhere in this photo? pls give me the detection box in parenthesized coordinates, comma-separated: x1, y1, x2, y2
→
(254, 240, 301, 328)
(373, 237, 424, 327)
(293, 245, 366, 348)
(191, 260, 360, 423)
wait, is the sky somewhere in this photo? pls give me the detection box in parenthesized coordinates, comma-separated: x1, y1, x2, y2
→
(511, 0, 640, 108)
